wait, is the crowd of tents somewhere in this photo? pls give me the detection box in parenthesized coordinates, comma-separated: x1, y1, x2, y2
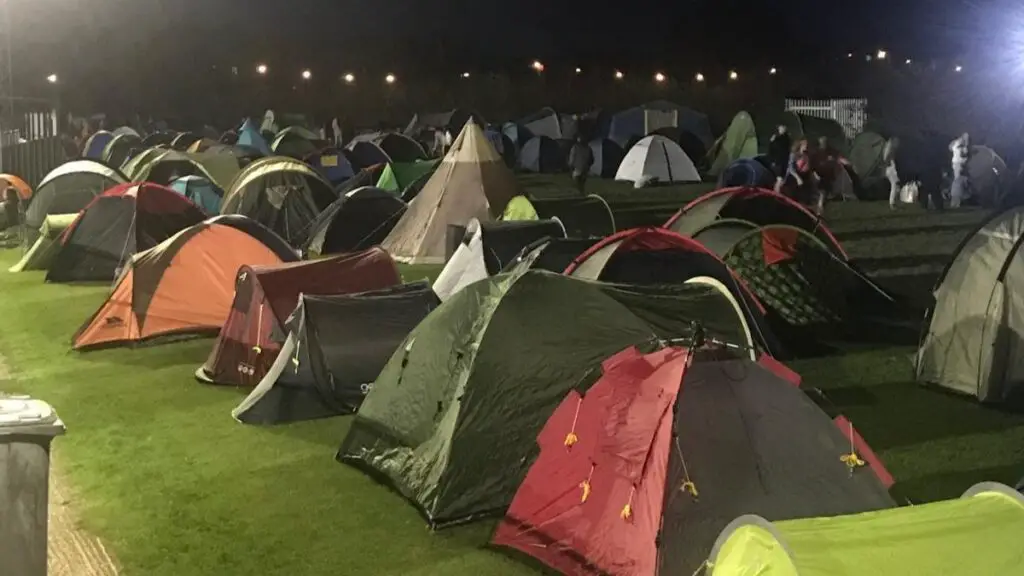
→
(1, 102, 1024, 575)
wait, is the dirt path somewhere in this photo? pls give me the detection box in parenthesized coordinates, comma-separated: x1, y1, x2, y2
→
(48, 459, 120, 576)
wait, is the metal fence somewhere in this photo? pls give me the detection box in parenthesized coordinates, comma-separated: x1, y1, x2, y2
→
(0, 97, 64, 182)
(784, 98, 868, 139)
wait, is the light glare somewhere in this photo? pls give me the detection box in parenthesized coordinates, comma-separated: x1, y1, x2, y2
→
(256, 64, 268, 75)
(877, 49, 887, 60)
(531, 60, 545, 72)
(955, 65, 963, 72)
(46, 74, 58, 84)
(769, 67, 777, 75)
(654, 72, 666, 83)
(301, 69, 312, 80)
(695, 73, 705, 82)
(385, 73, 396, 84)
(462, 72, 471, 78)
(343, 73, 355, 83)
(614, 70, 624, 80)
(729, 70, 739, 80)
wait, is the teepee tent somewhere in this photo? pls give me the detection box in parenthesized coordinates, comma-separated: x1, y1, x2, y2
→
(381, 119, 519, 263)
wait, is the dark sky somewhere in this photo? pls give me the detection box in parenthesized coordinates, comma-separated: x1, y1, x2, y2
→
(4, 0, 1003, 83)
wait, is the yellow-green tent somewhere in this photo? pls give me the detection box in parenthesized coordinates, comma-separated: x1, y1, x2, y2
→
(708, 111, 759, 176)
(709, 482, 1024, 576)
(9, 213, 78, 272)
(500, 195, 539, 221)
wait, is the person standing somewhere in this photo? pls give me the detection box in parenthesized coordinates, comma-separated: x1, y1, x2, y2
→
(768, 125, 792, 191)
(568, 136, 594, 196)
(949, 132, 970, 207)
(883, 137, 901, 209)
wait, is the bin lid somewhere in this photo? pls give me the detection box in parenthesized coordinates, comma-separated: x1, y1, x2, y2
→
(0, 396, 65, 437)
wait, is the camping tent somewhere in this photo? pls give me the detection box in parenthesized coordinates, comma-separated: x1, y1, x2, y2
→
(346, 140, 391, 170)
(47, 183, 206, 283)
(610, 100, 713, 150)
(404, 109, 484, 137)
(493, 345, 894, 575)
(530, 194, 615, 237)
(271, 127, 322, 159)
(187, 138, 221, 153)
(517, 107, 563, 140)
(220, 156, 337, 247)
(588, 138, 625, 178)
(170, 132, 201, 151)
(0, 173, 31, 200)
(376, 159, 439, 195)
(381, 119, 519, 264)
(375, 133, 426, 162)
(916, 205, 1024, 405)
(102, 133, 143, 170)
(689, 221, 908, 351)
(717, 157, 776, 188)
(615, 135, 700, 184)
(72, 216, 297, 350)
(233, 282, 440, 424)
(112, 126, 140, 138)
(849, 131, 887, 183)
(304, 148, 355, 184)
(121, 147, 165, 180)
(433, 218, 567, 300)
(237, 119, 272, 156)
(501, 195, 539, 220)
(8, 214, 77, 272)
(170, 175, 223, 215)
(141, 131, 176, 148)
(518, 135, 566, 173)
(82, 131, 115, 160)
(337, 269, 790, 527)
(503, 237, 604, 276)
(707, 482, 1023, 576)
(304, 187, 407, 256)
(708, 111, 759, 176)
(196, 249, 401, 387)
(564, 227, 782, 358)
(483, 128, 517, 167)
(26, 160, 127, 233)
(665, 187, 848, 258)
(131, 150, 241, 190)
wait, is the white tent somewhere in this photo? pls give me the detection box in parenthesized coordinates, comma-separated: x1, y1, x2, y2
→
(614, 135, 700, 185)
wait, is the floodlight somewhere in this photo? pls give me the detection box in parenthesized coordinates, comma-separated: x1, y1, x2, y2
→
(694, 73, 705, 82)
(385, 73, 396, 84)
(654, 72, 666, 83)
(301, 69, 312, 80)
(256, 64, 268, 75)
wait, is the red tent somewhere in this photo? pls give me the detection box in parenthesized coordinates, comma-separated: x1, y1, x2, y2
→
(196, 248, 401, 387)
(493, 345, 894, 575)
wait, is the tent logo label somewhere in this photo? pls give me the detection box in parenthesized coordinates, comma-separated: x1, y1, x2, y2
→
(104, 317, 125, 327)
(360, 383, 374, 395)
(237, 363, 256, 376)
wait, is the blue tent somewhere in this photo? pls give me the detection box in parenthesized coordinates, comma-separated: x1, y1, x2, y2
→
(305, 148, 355, 184)
(236, 119, 272, 156)
(83, 131, 115, 160)
(170, 175, 223, 215)
(717, 156, 777, 188)
(609, 101, 713, 150)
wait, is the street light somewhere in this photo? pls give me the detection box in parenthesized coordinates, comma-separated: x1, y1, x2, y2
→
(729, 70, 739, 80)
(46, 74, 58, 84)
(877, 49, 887, 60)
(847, 52, 854, 58)
(531, 60, 545, 73)
(654, 72, 666, 83)
(301, 69, 312, 80)
(769, 67, 777, 75)
(461, 72, 471, 78)
(385, 73, 396, 84)
(343, 73, 355, 84)
(256, 64, 268, 75)
(905, 58, 912, 64)
(614, 70, 624, 80)
(694, 72, 705, 82)
(955, 65, 963, 72)
(575, 67, 582, 74)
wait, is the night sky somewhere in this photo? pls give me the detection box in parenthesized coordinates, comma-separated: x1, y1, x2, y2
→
(7, 0, 996, 81)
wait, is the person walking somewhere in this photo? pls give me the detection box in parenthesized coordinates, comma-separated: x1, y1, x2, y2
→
(768, 124, 792, 191)
(568, 136, 594, 196)
(883, 137, 901, 209)
(949, 132, 970, 207)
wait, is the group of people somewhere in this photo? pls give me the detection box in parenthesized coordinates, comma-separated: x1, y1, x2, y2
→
(767, 126, 842, 216)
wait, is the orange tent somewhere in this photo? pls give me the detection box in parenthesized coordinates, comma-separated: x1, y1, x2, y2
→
(0, 174, 32, 200)
(72, 216, 298, 350)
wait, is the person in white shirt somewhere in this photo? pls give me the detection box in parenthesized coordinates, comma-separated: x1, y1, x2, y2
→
(883, 137, 900, 209)
(949, 133, 970, 207)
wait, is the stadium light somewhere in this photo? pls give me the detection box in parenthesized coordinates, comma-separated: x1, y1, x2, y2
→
(531, 60, 545, 73)
(729, 70, 739, 80)
(301, 69, 312, 80)
(955, 65, 963, 72)
(877, 49, 887, 60)
(256, 64, 268, 75)
(847, 52, 854, 58)
(769, 67, 777, 75)
(575, 67, 582, 74)
(614, 70, 624, 80)
(694, 72, 705, 82)
(343, 73, 355, 84)
(461, 72, 471, 78)
(905, 58, 912, 65)
(46, 74, 58, 84)
(654, 72, 666, 83)
(385, 73, 396, 84)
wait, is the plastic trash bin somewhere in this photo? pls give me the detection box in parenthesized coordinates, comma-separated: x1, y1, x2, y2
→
(0, 396, 65, 576)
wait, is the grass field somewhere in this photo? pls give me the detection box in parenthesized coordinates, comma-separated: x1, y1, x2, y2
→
(2, 175, 1023, 574)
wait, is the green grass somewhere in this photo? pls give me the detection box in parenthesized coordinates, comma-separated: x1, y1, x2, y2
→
(1, 181, 1024, 574)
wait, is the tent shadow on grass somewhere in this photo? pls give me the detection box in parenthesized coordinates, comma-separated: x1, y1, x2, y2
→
(814, 380, 1024, 451)
(74, 339, 213, 370)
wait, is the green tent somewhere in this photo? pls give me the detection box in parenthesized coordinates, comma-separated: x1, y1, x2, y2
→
(849, 131, 887, 181)
(122, 147, 166, 179)
(708, 112, 759, 176)
(337, 269, 759, 526)
(709, 482, 1024, 575)
(9, 214, 78, 272)
(376, 159, 440, 194)
(754, 112, 848, 156)
(131, 150, 241, 190)
(500, 195, 538, 220)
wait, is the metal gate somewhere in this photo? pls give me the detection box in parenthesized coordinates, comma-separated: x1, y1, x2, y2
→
(784, 98, 867, 139)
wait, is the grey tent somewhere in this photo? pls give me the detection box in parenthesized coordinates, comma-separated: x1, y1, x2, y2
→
(529, 194, 616, 237)
(917, 205, 1024, 405)
(381, 119, 519, 263)
(503, 237, 604, 276)
(518, 107, 563, 140)
(432, 218, 567, 300)
(518, 136, 566, 173)
(304, 187, 407, 257)
(25, 160, 127, 235)
(233, 282, 440, 425)
(588, 138, 625, 178)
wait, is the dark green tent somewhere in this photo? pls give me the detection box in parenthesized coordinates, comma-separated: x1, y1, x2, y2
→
(337, 269, 761, 527)
(376, 159, 440, 195)
(708, 111, 758, 176)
